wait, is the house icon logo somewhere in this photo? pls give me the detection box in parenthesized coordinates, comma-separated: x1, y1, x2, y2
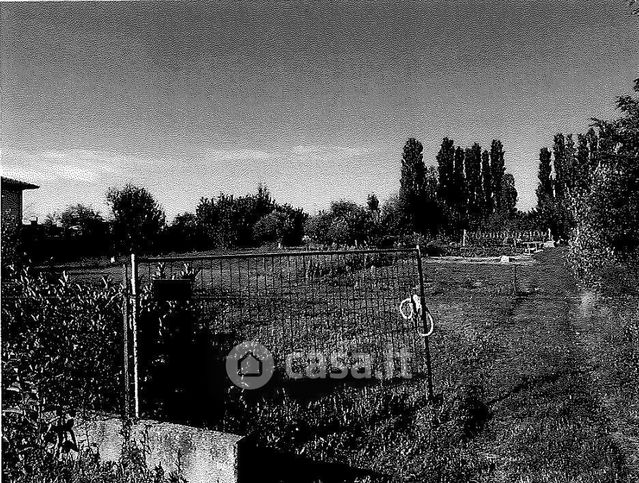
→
(237, 351, 262, 377)
(226, 342, 274, 389)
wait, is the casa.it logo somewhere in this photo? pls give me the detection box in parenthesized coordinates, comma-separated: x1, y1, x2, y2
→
(226, 341, 274, 389)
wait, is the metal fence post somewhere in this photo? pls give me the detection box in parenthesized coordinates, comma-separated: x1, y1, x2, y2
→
(130, 253, 140, 419)
(121, 263, 130, 419)
(415, 245, 435, 401)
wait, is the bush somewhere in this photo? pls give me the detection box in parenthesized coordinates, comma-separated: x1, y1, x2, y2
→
(570, 162, 639, 291)
(2, 268, 123, 413)
(2, 267, 126, 480)
(305, 200, 376, 247)
(253, 205, 307, 247)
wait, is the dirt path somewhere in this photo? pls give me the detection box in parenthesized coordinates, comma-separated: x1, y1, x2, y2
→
(474, 249, 632, 482)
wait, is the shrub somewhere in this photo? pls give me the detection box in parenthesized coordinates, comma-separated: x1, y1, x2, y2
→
(2, 267, 126, 480)
(570, 162, 639, 291)
(253, 205, 307, 247)
(2, 267, 123, 413)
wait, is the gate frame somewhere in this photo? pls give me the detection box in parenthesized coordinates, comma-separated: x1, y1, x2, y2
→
(122, 246, 435, 418)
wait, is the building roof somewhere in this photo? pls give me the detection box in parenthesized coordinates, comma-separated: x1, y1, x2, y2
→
(1, 176, 39, 190)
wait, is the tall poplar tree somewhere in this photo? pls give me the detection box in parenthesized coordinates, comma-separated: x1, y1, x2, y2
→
(453, 146, 467, 216)
(399, 138, 427, 233)
(481, 149, 493, 216)
(553, 133, 567, 201)
(465, 143, 483, 226)
(490, 140, 505, 211)
(436, 137, 455, 207)
(575, 134, 590, 194)
(565, 134, 577, 196)
(463, 147, 475, 209)
(535, 147, 555, 233)
(536, 147, 553, 205)
(586, 127, 599, 174)
(501, 173, 518, 217)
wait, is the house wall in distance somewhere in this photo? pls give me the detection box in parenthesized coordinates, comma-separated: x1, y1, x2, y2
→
(1, 188, 23, 221)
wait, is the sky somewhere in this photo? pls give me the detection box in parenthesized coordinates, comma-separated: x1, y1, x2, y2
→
(1, 0, 638, 222)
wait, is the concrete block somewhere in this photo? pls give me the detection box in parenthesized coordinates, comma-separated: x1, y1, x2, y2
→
(75, 414, 243, 483)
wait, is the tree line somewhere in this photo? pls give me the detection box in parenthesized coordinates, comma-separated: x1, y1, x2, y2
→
(534, 79, 639, 286)
(12, 78, 639, 265)
(400, 137, 519, 236)
(7, 138, 530, 263)
(16, 183, 307, 261)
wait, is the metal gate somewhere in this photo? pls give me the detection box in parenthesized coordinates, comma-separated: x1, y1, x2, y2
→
(121, 247, 434, 426)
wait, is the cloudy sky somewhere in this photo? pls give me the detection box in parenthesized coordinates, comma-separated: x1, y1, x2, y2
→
(1, 1, 637, 222)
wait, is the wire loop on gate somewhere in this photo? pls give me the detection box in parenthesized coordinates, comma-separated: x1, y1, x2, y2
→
(399, 294, 434, 337)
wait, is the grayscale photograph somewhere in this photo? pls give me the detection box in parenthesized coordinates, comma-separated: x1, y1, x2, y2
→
(1, 1, 638, 481)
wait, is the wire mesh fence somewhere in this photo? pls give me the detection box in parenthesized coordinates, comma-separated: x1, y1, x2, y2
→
(129, 248, 435, 425)
(135, 249, 430, 373)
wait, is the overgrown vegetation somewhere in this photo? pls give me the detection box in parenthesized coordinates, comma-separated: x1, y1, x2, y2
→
(0, 265, 188, 481)
(530, 79, 639, 289)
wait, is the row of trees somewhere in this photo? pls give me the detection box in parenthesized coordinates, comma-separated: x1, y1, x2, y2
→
(535, 79, 639, 285)
(301, 137, 523, 247)
(396, 137, 519, 236)
(33, 183, 307, 258)
(535, 130, 601, 238)
(9, 138, 527, 261)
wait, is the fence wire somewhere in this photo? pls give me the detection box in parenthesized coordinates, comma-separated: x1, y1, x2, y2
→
(135, 249, 429, 378)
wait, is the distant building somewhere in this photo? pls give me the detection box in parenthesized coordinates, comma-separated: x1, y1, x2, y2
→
(1, 177, 39, 223)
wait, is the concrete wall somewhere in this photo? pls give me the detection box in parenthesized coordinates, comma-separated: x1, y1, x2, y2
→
(75, 414, 243, 483)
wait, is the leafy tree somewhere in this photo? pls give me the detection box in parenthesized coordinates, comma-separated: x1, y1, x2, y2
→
(552, 133, 568, 201)
(481, 149, 493, 217)
(399, 138, 427, 233)
(106, 184, 166, 253)
(57, 204, 104, 237)
(586, 127, 599, 174)
(436, 137, 455, 207)
(450, 146, 468, 230)
(535, 147, 556, 234)
(163, 212, 200, 253)
(501, 173, 518, 217)
(366, 193, 381, 225)
(254, 204, 307, 246)
(327, 200, 371, 246)
(304, 200, 371, 246)
(45, 203, 110, 258)
(490, 140, 505, 211)
(379, 193, 404, 244)
(276, 204, 307, 246)
(571, 78, 639, 283)
(304, 211, 333, 246)
(366, 193, 380, 213)
(464, 143, 483, 227)
(423, 165, 443, 235)
(195, 185, 276, 248)
(536, 147, 553, 205)
(548, 133, 577, 237)
(565, 134, 577, 195)
(574, 133, 590, 195)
